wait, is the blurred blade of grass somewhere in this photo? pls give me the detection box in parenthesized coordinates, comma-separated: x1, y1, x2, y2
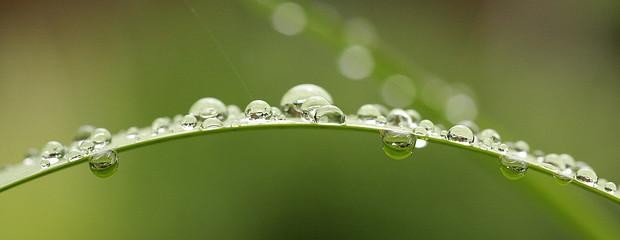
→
(241, 0, 620, 238)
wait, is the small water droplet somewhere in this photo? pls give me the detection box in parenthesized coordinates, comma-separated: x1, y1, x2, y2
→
(357, 104, 385, 125)
(478, 129, 501, 149)
(512, 141, 530, 157)
(419, 120, 434, 131)
(78, 140, 95, 153)
(92, 128, 112, 147)
(604, 181, 617, 192)
(227, 105, 243, 120)
(281, 84, 333, 117)
(499, 155, 528, 180)
(89, 150, 119, 178)
(300, 96, 331, 120)
(576, 167, 598, 184)
(67, 149, 84, 162)
(126, 127, 140, 140)
(270, 107, 286, 120)
(386, 109, 413, 128)
(41, 141, 65, 163)
(245, 100, 273, 120)
(559, 154, 575, 169)
(74, 125, 95, 141)
(543, 154, 565, 170)
(381, 130, 416, 160)
(447, 125, 475, 144)
(313, 105, 345, 124)
(413, 127, 427, 137)
(189, 97, 227, 121)
(554, 168, 574, 185)
(152, 117, 171, 135)
(201, 118, 223, 129)
(180, 115, 198, 130)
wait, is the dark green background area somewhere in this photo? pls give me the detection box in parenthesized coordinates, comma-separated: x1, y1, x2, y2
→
(0, 0, 619, 239)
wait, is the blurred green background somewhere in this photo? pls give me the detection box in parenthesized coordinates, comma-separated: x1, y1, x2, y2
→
(1, 0, 619, 239)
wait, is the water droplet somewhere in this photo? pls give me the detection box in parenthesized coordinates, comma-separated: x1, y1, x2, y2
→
(512, 141, 530, 157)
(300, 96, 330, 120)
(41, 141, 65, 167)
(604, 182, 617, 192)
(381, 74, 416, 108)
(499, 155, 528, 180)
(386, 109, 413, 128)
(152, 117, 171, 135)
(281, 84, 333, 117)
(67, 149, 84, 162)
(405, 109, 421, 124)
(381, 130, 416, 160)
(173, 114, 183, 124)
(419, 120, 434, 131)
(414, 139, 428, 149)
(180, 115, 198, 130)
(543, 154, 565, 170)
(478, 129, 501, 149)
(227, 105, 243, 120)
(201, 118, 223, 129)
(189, 97, 227, 121)
(91, 128, 112, 147)
(78, 140, 95, 153)
(89, 150, 119, 178)
(447, 125, 474, 144)
(413, 127, 427, 136)
(245, 100, 273, 120)
(559, 154, 575, 169)
(270, 107, 286, 120)
(554, 168, 574, 185)
(74, 125, 95, 141)
(498, 144, 508, 153)
(357, 104, 384, 122)
(271, 2, 307, 36)
(338, 45, 374, 80)
(576, 168, 598, 184)
(313, 105, 345, 124)
(126, 127, 140, 140)
(457, 120, 479, 133)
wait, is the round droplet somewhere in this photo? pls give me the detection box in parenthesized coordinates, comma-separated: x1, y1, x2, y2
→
(357, 104, 383, 121)
(604, 182, 617, 192)
(189, 97, 227, 121)
(74, 125, 95, 141)
(576, 168, 598, 184)
(180, 114, 198, 130)
(67, 149, 84, 162)
(281, 84, 333, 117)
(457, 120, 479, 133)
(381, 130, 416, 160)
(479, 129, 501, 149)
(271, 2, 307, 36)
(270, 107, 285, 120)
(201, 118, 223, 129)
(126, 127, 140, 140)
(499, 155, 528, 180)
(42, 141, 65, 160)
(512, 141, 530, 157)
(559, 154, 575, 169)
(78, 140, 95, 153)
(543, 154, 565, 170)
(313, 105, 345, 124)
(227, 105, 243, 120)
(554, 168, 574, 185)
(300, 96, 331, 120)
(89, 150, 119, 178)
(447, 125, 475, 144)
(405, 109, 421, 124)
(386, 109, 413, 128)
(152, 117, 171, 135)
(245, 100, 272, 120)
(418, 120, 434, 131)
(91, 128, 112, 146)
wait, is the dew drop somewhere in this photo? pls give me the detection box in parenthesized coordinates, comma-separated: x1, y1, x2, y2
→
(447, 125, 475, 144)
(201, 118, 223, 129)
(543, 154, 565, 170)
(74, 125, 95, 141)
(499, 155, 528, 180)
(126, 127, 140, 140)
(559, 154, 575, 169)
(300, 96, 331, 120)
(405, 109, 421, 124)
(419, 120, 434, 131)
(478, 129, 501, 149)
(381, 130, 416, 160)
(413, 126, 427, 136)
(281, 84, 333, 117)
(227, 105, 243, 120)
(180, 114, 198, 130)
(457, 120, 479, 134)
(245, 100, 273, 120)
(152, 117, 172, 135)
(67, 149, 85, 162)
(604, 182, 617, 192)
(386, 109, 413, 128)
(313, 105, 345, 124)
(554, 168, 575, 185)
(78, 140, 95, 153)
(89, 150, 119, 178)
(576, 168, 598, 184)
(357, 104, 384, 122)
(91, 128, 112, 147)
(512, 141, 530, 157)
(41, 141, 65, 167)
(189, 97, 227, 121)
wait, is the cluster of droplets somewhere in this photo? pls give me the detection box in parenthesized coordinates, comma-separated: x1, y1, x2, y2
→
(0, 83, 617, 198)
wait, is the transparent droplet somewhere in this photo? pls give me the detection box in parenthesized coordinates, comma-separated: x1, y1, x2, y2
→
(313, 105, 345, 124)
(338, 45, 374, 80)
(386, 109, 413, 128)
(270, 107, 286, 120)
(478, 129, 501, 149)
(89, 150, 119, 178)
(189, 97, 227, 121)
(512, 141, 530, 157)
(126, 127, 140, 140)
(180, 114, 198, 130)
(419, 120, 434, 131)
(414, 139, 428, 149)
(499, 155, 528, 180)
(447, 125, 474, 144)
(227, 105, 243, 120)
(559, 154, 575, 169)
(604, 182, 617, 192)
(78, 140, 95, 153)
(91, 128, 112, 147)
(74, 125, 95, 141)
(152, 117, 171, 135)
(201, 118, 223, 130)
(405, 109, 421, 124)
(42, 141, 65, 160)
(67, 149, 84, 162)
(413, 127, 428, 136)
(543, 154, 565, 170)
(300, 96, 330, 120)
(281, 84, 333, 117)
(173, 114, 183, 124)
(245, 100, 272, 120)
(576, 168, 598, 184)
(498, 144, 508, 153)
(357, 104, 384, 122)
(381, 130, 416, 160)
(554, 168, 574, 185)
(381, 74, 416, 108)
(457, 120, 479, 134)
(271, 2, 307, 36)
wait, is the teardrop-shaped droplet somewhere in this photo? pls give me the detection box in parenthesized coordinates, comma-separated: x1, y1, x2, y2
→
(281, 84, 333, 117)
(180, 114, 198, 130)
(189, 97, 228, 121)
(245, 100, 273, 120)
(300, 96, 330, 120)
(91, 128, 112, 147)
(499, 155, 528, 180)
(447, 125, 475, 144)
(386, 109, 413, 128)
(201, 118, 223, 129)
(89, 150, 119, 178)
(381, 130, 416, 160)
(152, 117, 171, 135)
(74, 125, 95, 141)
(313, 105, 345, 124)
(576, 168, 598, 184)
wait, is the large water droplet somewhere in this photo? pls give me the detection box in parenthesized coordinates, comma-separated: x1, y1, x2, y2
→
(89, 150, 119, 178)
(386, 109, 413, 128)
(245, 100, 273, 120)
(281, 84, 333, 117)
(180, 114, 198, 130)
(189, 97, 227, 121)
(576, 168, 598, 184)
(313, 105, 345, 124)
(447, 125, 474, 144)
(499, 155, 528, 180)
(381, 130, 416, 160)
(300, 96, 330, 120)
(91, 128, 112, 147)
